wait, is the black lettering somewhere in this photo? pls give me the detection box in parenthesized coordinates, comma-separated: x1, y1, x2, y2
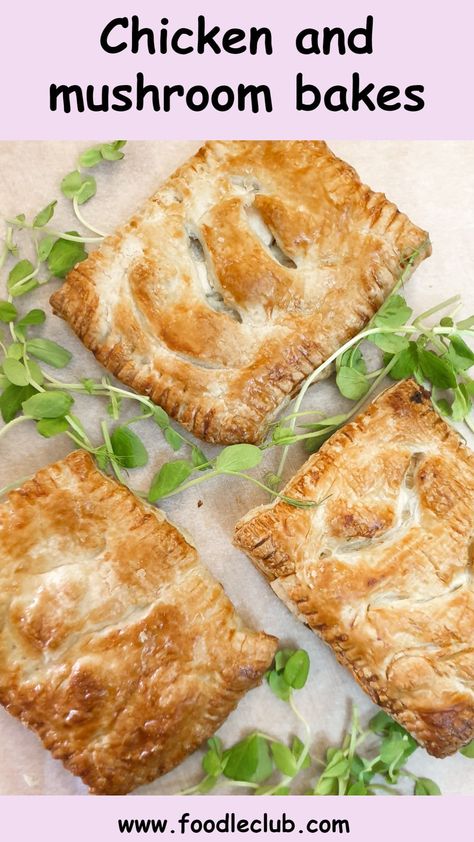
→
(171, 28, 194, 54)
(377, 85, 401, 110)
(249, 26, 273, 55)
(211, 85, 234, 110)
(197, 14, 221, 54)
(282, 814, 295, 833)
(187, 85, 209, 110)
(319, 819, 331, 834)
(333, 820, 350, 834)
(86, 84, 109, 112)
(111, 85, 132, 111)
(159, 18, 169, 53)
(100, 17, 128, 54)
(348, 15, 373, 54)
(351, 72, 376, 110)
(404, 84, 425, 111)
(322, 26, 345, 55)
(324, 84, 349, 111)
(222, 28, 246, 53)
(295, 28, 320, 54)
(49, 84, 84, 113)
(238, 83, 272, 112)
(136, 72, 160, 110)
(296, 73, 321, 110)
(163, 85, 185, 111)
(131, 15, 156, 54)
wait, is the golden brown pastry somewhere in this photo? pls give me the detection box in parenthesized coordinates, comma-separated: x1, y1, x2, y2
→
(50, 141, 430, 444)
(0, 451, 277, 794)
(234, 380, 474, 757)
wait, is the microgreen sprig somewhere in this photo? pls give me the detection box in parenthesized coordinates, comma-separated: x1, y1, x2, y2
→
(181, 649, 446, 796)
(273, 243, 474, 482)
(182, 648, 312, 795)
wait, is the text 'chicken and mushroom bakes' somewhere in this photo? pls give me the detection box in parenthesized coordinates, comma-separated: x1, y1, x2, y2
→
(234, 380, 474, 757)
(0, 451, 277, 794)
(50, 141, 430, 444)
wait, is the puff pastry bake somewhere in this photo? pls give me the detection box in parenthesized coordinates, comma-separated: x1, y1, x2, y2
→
(50, 141, 430, 444)
(235, 380, 474, 757)
(0, 451, 276, 794)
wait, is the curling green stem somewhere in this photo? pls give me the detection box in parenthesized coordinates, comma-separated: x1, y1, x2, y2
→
(72, 196, 108, 238)
(6, 218, 103, 244)
(0, 414, 31, 439)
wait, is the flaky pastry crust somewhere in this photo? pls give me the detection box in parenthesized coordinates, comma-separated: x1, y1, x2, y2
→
(234, 381, 474, 757)
(0, 451, 276, 794)
(50, 142, 430, 444)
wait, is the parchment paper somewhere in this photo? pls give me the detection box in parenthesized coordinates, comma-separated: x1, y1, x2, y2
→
(0, 141, 473, 795)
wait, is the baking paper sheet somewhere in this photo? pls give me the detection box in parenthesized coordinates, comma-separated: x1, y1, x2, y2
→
(0, 141, 473, 795)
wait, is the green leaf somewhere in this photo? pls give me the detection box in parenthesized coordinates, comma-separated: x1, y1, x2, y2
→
(151, 405, 170, 429)
(456, 316, 474, 330)
(3, 358, 29, 386)
(291, 736, 311, 769)
(0, 301, 17, 322)
(101, 140, 126, 161)
(323, 752, 350, 779)
(313, 776, 339, 795)
(22, 390, 73, 419)
(223, 735, 273, 784)
(110, 425, 148, 468)
(369, 710, 396, 735)
(75, 175, 97, 205)
(336, 366, 369, 400)
(369, 333, 409, 354)
(47, 233, 87, 278)
(283, 649, 310, 689)
(460, 740, 474, 758)
(432, 396, 452, 417)
(446, 335, 474, 372)
(148, 460, 193, 501)
(272, 426, 297, 445)
(451, 385, 471, 422)
(15, 308, 46, 339)
(33, 201, 57, 228)
(26, 338, 72, 368)
(274, 649, 295, 672)
(374, 294, 412, 328)
(267, 669, 291, 702)
(418, 348, 457, 389)
(215, 443, 263, 472)
(38, 235, 56, 262)
(191, 446, 208, 469)
(0, 383, 36, 423)
(387, 342, 418, 380)
(78, 146, 103, 168)
(25, 359, 44, 386)
(270, 742, 297, 777)
(202, 738, 224, 777)
(348, 781, 368, 795)
(60, 170, 83, 198)
(18, 308, 46, 327)
(414, 777, 441, 795)
(339, 345, 367, 375)
(36, 417, 70, 438)
(164, 426, 182, 451)
(7, 343, 23, 360)
(7, 259, 36, 296)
